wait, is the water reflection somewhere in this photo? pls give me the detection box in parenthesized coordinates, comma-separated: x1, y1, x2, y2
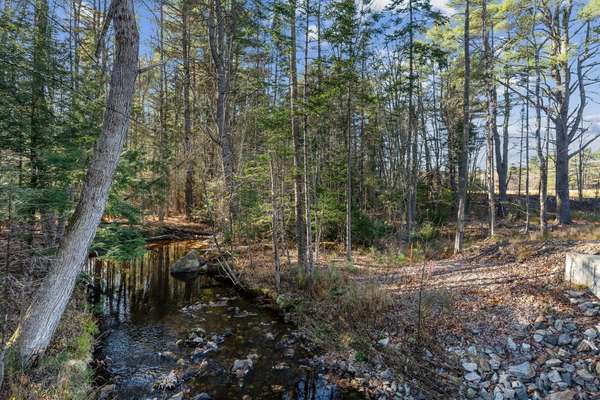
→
(87, 241, 363, 400)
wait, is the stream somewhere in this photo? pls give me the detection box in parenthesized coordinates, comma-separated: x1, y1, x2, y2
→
(86, 240, 364, 400)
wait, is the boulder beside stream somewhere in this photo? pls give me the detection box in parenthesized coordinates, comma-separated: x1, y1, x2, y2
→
(170, 250, 207, 276)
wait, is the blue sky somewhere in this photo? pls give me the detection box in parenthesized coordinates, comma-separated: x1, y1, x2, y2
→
(53, 0, 599, 167)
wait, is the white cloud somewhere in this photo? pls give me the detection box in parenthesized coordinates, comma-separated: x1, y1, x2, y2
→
(368, 0, 453, 15)
(431, 0, 453, 15)
(370, 0, 391, 11)
(307, 24, 318, 41)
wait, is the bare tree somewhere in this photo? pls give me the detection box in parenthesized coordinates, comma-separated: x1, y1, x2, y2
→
(541, 2, 598, 224)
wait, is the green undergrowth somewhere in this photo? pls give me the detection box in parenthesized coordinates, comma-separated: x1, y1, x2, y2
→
(6, 284, 97, 400)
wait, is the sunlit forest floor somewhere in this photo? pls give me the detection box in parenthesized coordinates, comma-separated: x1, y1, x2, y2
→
(227, 217, 600, 398)
(2, 211, 599, 399)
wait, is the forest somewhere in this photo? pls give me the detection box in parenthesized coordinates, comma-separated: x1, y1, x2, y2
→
(1, 0, 600, 398)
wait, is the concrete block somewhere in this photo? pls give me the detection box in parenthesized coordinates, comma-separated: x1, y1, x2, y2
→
(565, 253, 600, 298)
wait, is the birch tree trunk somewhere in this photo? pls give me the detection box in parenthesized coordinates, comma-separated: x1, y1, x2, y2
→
(9, 0, 138, 367)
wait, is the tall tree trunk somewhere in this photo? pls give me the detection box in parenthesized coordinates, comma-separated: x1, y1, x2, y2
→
(303, 0, 313, 273)
(29, 0, 50, 243)
(10, 0, 138, 367)
(495, 70, 510, 211)
(158, 0, 168, 222)
(577, 133, 584, 202)
(289, 0, 307, 271)
(454, 0, 470, 254)
(269, 157, 281, 291)
(406, 0, 417, 239)
(482, 0, 495, 237)
(345, 85, 353, 262)
(533, 38, 547, 236)
(208, 0, 237, 225)
(182, 0, 194, 221)
(525, 76, 530, 232)
(548, 1, 574, 225)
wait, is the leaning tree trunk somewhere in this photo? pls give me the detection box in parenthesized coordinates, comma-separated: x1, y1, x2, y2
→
(9, 0, 138, 368)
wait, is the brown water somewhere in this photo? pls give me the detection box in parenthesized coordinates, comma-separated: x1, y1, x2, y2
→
(86, 240, 364, 400)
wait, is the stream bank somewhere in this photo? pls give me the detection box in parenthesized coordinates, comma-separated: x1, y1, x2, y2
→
(88, 240, 365, 400)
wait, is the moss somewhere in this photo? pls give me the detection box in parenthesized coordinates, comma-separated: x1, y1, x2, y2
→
(6, 285, 97, 400)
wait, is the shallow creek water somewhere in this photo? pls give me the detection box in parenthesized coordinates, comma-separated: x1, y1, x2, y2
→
(86, 240, 363, 400)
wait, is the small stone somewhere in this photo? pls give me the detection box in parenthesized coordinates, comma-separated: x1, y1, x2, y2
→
(557, 334, 571, 345)
(170, 393, 184, 400)
(576, 368, 595, 382)
(545, 335, 559, 346)
(265, 332, 275, 340)
(507, 337, 518, 351)
(232, 358, 253, 378)
(583, 328, 597, 339)
(548, 370, 562, 383)
(463, 362, 478, 372)
(493, 387, 503, 400)
(545, 389, 575, 400)
(554, 319, 564, 331)
(378, 337, 390, 347)
(577, 339, 599, 352)
(465, 371, 481, 382)
(521, 343, 530, 352)
(533, 334, 544, 343)
(584, 308, 598, 317)
(545, 359, 562, 367)
(508, 362, 535, 380)
(596, 361, 600, 377)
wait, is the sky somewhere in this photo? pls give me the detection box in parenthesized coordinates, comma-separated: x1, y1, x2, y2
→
(370, 0, 453, 13)
(131, 0, 598, 166)
(51, 0, 599, 166)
